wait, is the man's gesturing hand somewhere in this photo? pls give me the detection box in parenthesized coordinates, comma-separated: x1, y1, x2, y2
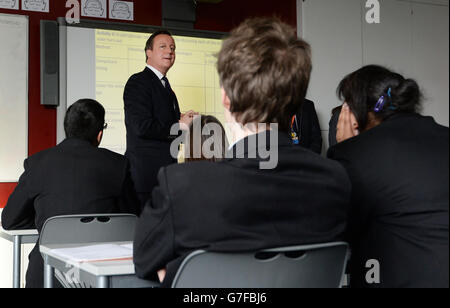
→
(179, 110, 199, 130)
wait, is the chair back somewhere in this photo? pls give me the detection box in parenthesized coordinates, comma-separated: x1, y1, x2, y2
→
(39, 214, 137, 288)
(172, 242, 349, 288)
(40, 214, 137, 246)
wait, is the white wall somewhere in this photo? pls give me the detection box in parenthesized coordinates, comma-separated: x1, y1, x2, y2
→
(298, 0, 449, 151)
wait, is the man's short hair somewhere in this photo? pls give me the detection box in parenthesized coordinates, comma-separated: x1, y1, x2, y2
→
(217, 17, 312, 132)
(145, 30, 173, 61)
(64, 99, 105, 144)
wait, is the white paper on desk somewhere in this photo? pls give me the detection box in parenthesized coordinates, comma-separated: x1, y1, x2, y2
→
(119, 243, 133, 250)
(51, 244, 133, 263)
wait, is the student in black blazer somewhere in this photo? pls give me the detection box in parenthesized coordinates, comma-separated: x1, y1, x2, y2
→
(290, 99, 322, 154)
(123, 30, 197, 208)
(134, 18, 352, 287)
(1, 99, 140, 288)
(328, 65, 449, 288)
(328, 106, 341, 147)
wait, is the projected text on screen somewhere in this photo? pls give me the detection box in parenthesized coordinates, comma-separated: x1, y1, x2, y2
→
(67, 28, 224, 154)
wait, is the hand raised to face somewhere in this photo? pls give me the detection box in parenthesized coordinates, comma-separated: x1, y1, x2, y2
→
(336, 103, 359, 143)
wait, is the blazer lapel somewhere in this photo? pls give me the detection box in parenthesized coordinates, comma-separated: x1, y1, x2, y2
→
(143, 67, 180, 119)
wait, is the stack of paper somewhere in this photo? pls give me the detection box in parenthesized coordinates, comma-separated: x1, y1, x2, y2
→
(51, 243, 133, 263)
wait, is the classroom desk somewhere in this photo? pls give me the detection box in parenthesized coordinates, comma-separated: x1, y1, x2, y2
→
(0, 223, 39, 288)
(40, 242, 159, 288)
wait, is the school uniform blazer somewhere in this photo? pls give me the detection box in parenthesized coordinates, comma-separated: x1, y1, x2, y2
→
(293, 99, 323, 154)
(328, 113, 449, 288)
(123, 67, 181, 197)
(1, 138, 140, 288)
(134, 131, 352, 286)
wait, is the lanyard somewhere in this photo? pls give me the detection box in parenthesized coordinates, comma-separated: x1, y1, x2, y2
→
(290, 115, 300, 144)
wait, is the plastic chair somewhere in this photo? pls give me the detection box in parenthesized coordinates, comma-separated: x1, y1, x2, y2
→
(172, 242, 349, 288)
(40, 214, 137, 288)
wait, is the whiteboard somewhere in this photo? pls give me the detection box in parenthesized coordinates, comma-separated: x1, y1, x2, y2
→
(59, 25, 226, 154)
(0, 14, 28, 182)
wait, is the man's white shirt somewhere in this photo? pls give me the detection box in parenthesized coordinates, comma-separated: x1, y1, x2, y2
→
(146, 64, 167, 87)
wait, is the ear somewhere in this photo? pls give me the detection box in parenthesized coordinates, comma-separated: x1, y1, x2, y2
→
(96, 130, 103, 146)
(145, 49, 152, 63)
(350, 111, 359, 130)
(221, 87, 231, 111)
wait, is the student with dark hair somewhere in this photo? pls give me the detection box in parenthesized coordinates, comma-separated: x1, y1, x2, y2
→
(64, 98, 106, 145)
(184, 115, 228, 163)
(134, 18, 351, 287)
(328, 65, 449, 288)
(328, 106, 341, 147)
(1, 99, 140, 288)
(124, 30, 198, 209)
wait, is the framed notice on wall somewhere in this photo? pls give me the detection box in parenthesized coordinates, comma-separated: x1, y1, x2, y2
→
(0, 13, 28, 182)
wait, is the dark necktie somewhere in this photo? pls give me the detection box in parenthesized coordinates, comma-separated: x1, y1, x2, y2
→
(161, 77, 172, 93)
(161, 77, 178, 113)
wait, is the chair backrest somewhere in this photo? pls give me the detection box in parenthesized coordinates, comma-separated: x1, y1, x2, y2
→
(39, 214, 137, 246)
(172, 242, 349, 288)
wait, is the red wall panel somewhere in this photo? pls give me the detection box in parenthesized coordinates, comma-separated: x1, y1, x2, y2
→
(0, 0, 296, 208)
(0, 0, 162, 208)
(0, 183, 17, 209)
(195, 0, 297, 32)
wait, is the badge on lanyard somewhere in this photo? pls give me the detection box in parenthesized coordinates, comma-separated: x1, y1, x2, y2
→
(291, 115, 299, 145)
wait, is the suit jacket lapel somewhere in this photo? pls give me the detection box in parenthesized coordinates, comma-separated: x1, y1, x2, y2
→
(143, 67, 180, 119)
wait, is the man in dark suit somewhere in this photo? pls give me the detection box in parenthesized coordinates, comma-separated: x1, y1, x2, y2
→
(1, 99, 140, 288)
(291, 99, 323, 154)
(134, 18, 352, 287)
(123, 30, 196, 208)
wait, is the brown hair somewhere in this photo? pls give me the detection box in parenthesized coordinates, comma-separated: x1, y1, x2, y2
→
(217, 17, 312, 132)
(145, 30, 173, 61)
(185, 115, 228, 163)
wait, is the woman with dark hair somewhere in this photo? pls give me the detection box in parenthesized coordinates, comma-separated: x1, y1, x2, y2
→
(328, 65, 449, 288)
(184, 115, 228, 163)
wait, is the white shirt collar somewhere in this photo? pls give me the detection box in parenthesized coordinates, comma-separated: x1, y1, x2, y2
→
(228, 138, 241, 151)
(146, 64, 165, 82)
(228, 133, 259, 151)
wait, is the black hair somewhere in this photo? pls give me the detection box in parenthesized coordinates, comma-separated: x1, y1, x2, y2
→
(337, 65, 422, 130)
(64, 99, 105, 145)
(331, 105, 342, 116)
(145, 30, 173, 61)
